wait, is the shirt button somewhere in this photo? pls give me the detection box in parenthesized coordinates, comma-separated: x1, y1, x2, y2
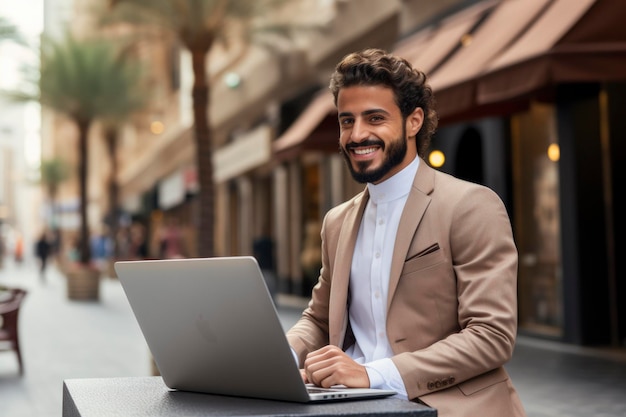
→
(375, 252, 381, 259)
(374, 291, 380, 298)
(378, 218, 384, 225)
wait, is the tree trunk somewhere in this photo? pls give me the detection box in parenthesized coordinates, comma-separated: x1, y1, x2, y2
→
(104, 127, 120, 259)
(77, 120, 92, 265)
(190, 45, 214, 258)
(49, 185, 58, 229)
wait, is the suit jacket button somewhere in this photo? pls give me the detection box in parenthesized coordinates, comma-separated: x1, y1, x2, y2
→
(448, 377, 455, 385)
(427, 382, 435, 390)
(434, 380, 442, 389)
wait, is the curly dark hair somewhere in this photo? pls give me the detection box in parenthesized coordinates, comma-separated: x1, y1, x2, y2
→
(329, 48, 438, 157)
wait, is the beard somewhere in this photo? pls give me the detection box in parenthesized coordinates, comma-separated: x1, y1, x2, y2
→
(340, 127, 408, 184)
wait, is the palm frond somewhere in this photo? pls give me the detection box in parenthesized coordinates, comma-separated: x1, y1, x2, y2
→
(39, 33, 149, 125)
(39, 158, 70, 186)
(103, 0, 193, 34)
(105, 0, 311, 50)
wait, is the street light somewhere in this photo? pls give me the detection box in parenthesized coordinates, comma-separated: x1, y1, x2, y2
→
(428, 150, 445, 168)
(547, 143, 560, 162)
(224, 72, 242, 89)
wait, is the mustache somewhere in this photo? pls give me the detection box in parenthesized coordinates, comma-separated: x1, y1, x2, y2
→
(344, 139, 385, 150)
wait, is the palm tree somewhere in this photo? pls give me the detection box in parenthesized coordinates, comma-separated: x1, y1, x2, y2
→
(99, 58, 148, 260)
(39, 157, 70, 229)
(39, 34, 147, 266)
(107, 0, 295, 258)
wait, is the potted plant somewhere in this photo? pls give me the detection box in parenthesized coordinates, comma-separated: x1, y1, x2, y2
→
(39, 33, 146, 300)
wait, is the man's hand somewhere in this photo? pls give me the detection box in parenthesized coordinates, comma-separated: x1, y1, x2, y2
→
(303, 345, 370, 388)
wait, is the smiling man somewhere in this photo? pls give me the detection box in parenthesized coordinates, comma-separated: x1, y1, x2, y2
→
(338, 84, 419, 184)
(286, 49, 527, 417)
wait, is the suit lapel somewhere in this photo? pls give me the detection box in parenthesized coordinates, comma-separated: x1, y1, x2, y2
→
(329, 189, 369, 347)
(387, 161, 435, 310)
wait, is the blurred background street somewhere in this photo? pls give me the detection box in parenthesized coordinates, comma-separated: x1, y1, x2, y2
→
(1, 258, 626, 417)
(1, 1, 626, 416)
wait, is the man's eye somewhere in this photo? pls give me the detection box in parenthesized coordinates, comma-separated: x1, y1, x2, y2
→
(370, 115, 384, 122)
(340, 118, 353, 126)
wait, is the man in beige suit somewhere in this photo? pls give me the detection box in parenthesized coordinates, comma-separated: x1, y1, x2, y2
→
(286, 49, 526, 417)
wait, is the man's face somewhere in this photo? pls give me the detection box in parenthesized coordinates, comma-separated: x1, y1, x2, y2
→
(337, 85, 420, 184)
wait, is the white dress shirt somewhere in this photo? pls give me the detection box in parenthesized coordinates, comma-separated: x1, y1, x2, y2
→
(344, 155, 420, 398)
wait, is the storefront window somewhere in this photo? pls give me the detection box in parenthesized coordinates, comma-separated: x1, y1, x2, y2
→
(511, 102, 563, 337)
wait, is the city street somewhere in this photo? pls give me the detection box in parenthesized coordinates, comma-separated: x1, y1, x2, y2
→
(1, 258, 625, 417)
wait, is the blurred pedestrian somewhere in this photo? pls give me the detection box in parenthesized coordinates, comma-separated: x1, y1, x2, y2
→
(159, 217, 185, 259)
(14, 233, 24, 264)
(0, 234, 4, 269)
(35, 231, 52, 281)
(129, 222, 148, 260)
(91, 226, 113, 272)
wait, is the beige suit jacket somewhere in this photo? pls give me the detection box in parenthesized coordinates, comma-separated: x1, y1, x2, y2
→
(287, 160, 526, 417)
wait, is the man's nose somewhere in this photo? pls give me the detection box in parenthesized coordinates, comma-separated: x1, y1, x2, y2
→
(350, 119, 370, 142)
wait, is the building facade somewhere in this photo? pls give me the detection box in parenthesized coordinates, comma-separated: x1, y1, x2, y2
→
(46, 0, 626, 348)
(267, 0, 626, 348)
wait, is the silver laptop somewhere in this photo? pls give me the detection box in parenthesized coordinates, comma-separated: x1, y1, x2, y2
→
(114, 256, 396, 402)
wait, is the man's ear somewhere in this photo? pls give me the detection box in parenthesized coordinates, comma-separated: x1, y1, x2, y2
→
(406, 107, 424, 139)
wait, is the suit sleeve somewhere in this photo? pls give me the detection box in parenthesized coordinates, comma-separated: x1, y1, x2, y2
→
(390, 184, 519, 400)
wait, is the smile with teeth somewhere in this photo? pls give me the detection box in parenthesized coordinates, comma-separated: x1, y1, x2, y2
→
(352, 147, 378, 155)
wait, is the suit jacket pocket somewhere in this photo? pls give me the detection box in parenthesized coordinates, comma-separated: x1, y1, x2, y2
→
(402, 243, 445, 275)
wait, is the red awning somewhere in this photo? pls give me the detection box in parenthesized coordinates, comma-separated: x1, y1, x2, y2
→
(272, 92, 337, 160)
(428, 0, 552, 120)
(271, 0, 626, 158)
(402, 0, 498, 74)
(271, 2, 493, 158)
(476, 0, 626, 106)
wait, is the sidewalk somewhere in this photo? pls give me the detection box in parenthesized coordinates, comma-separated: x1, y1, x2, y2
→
(1, 259, 625, 417)
(509, 336, 626, 417)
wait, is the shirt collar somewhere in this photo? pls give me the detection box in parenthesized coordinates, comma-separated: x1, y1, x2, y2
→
(367, 156, 420, 204)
